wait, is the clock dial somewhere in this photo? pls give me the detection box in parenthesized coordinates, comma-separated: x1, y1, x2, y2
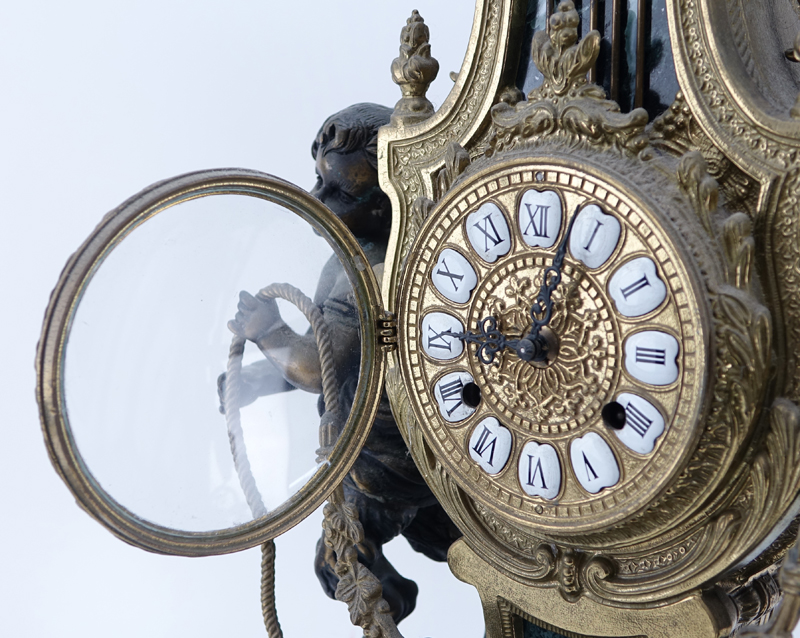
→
(624, 330, 680, 386)
(434, 371, 478, 422)
(608, 257, 668, 317)
(613, 392, 666, 454)
(518, 441, 561, 499)
(399, 163, 708, 533)
(421, 312, 464, 360)
(569, 432, 621, 494)
(468, 417, 513, 475)
(569, 204, 621, 269)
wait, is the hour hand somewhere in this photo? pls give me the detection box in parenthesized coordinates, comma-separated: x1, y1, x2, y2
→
(458, 207, 580, 365)
(457, 317, 509, 365)
(457, 317, 548, 364)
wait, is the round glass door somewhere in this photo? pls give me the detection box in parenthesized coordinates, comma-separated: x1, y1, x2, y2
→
(38, 169, 385, 555)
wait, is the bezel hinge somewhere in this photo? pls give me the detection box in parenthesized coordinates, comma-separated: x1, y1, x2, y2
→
(378, 312, 398, 352)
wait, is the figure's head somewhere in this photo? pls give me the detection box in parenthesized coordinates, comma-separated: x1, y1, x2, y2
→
(311, 103, 393, 242)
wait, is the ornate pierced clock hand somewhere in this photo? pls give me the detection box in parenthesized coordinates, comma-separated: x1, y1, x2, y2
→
(524, 205, 580, 339)
(458, 206, 579, 364)
(456, 316, 517, 365)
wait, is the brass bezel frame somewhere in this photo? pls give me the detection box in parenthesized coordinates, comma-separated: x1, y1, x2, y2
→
(37, 169, 386, 556)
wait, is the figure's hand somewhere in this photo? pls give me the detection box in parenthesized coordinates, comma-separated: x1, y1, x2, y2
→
(227, 291, 282, 343)
(217, 370, 262, 414)
(217, 360, 294, 413)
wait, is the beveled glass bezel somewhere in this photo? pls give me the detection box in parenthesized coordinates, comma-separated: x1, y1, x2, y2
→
(37, 169, 385, 556)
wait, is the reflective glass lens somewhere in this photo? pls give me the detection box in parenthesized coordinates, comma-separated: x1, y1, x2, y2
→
(64, 193, 361, 532)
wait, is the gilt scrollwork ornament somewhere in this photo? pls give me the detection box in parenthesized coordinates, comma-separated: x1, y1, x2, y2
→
(399, 196, 434, 272)
(772, 168, 800, 398)
(472, 502, 556, 575)
(721, 212, 755, 292)
(677, 150, 719, 236)
(469, 502, 624, 604)
(379, 0, 509, 304)
(651, 94, 757, 217)
(672, 0, 800, 170)
(433, 142, 471, 202)
(487, 1, 648, 158)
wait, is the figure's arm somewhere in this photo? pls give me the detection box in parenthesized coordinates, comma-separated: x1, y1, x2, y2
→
(228, 291, 323, 394)
(217, 358, 293, 413)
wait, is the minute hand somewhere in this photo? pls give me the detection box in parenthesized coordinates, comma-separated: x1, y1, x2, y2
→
(525, 206, 580, 343)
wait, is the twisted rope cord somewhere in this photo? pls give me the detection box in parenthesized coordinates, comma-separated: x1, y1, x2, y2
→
(225, 282, 341, 638)
(261, 540, 282, 638)
(255, 283, 340, 417)
(225, 334, 267, 518)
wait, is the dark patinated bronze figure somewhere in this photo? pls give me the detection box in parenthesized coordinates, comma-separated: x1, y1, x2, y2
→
(221, 103, 461, 623)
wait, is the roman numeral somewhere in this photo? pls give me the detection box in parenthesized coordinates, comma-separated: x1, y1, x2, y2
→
(473, 214, 503, 252)
(635, 347, 666, 365)
(426, 326, 454, 352)
(583, 219, 603, 251)
(472, 426, 497, 466)
(438, 378, 464, 417)
(436, 259, 464, 291)
(582, 452, 599, 482)
(620, 274, 651, 299)
(522, 203, 549, 237)
(625, 402, 653, 437)
(525, 455, 548, 489)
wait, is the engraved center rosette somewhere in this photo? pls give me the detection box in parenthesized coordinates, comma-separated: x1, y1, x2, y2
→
(469, 259, 620, 435)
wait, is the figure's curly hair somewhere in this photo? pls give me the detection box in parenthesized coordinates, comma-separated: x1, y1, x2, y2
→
(311, 103, 393, 170)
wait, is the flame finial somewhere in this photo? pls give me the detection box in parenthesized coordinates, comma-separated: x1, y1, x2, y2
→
(390, 11, 440, 125)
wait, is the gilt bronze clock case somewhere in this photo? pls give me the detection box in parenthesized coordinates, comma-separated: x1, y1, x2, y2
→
(378, 1, 800, 636)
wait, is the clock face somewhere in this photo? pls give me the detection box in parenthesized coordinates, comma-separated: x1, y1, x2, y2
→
(399, 162, 709, 533)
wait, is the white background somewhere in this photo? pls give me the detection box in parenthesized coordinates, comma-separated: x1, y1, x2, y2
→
(0, 2, 482, 637)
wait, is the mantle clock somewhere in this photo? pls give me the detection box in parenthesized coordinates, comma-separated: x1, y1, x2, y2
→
(37, 1, 800, 637)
